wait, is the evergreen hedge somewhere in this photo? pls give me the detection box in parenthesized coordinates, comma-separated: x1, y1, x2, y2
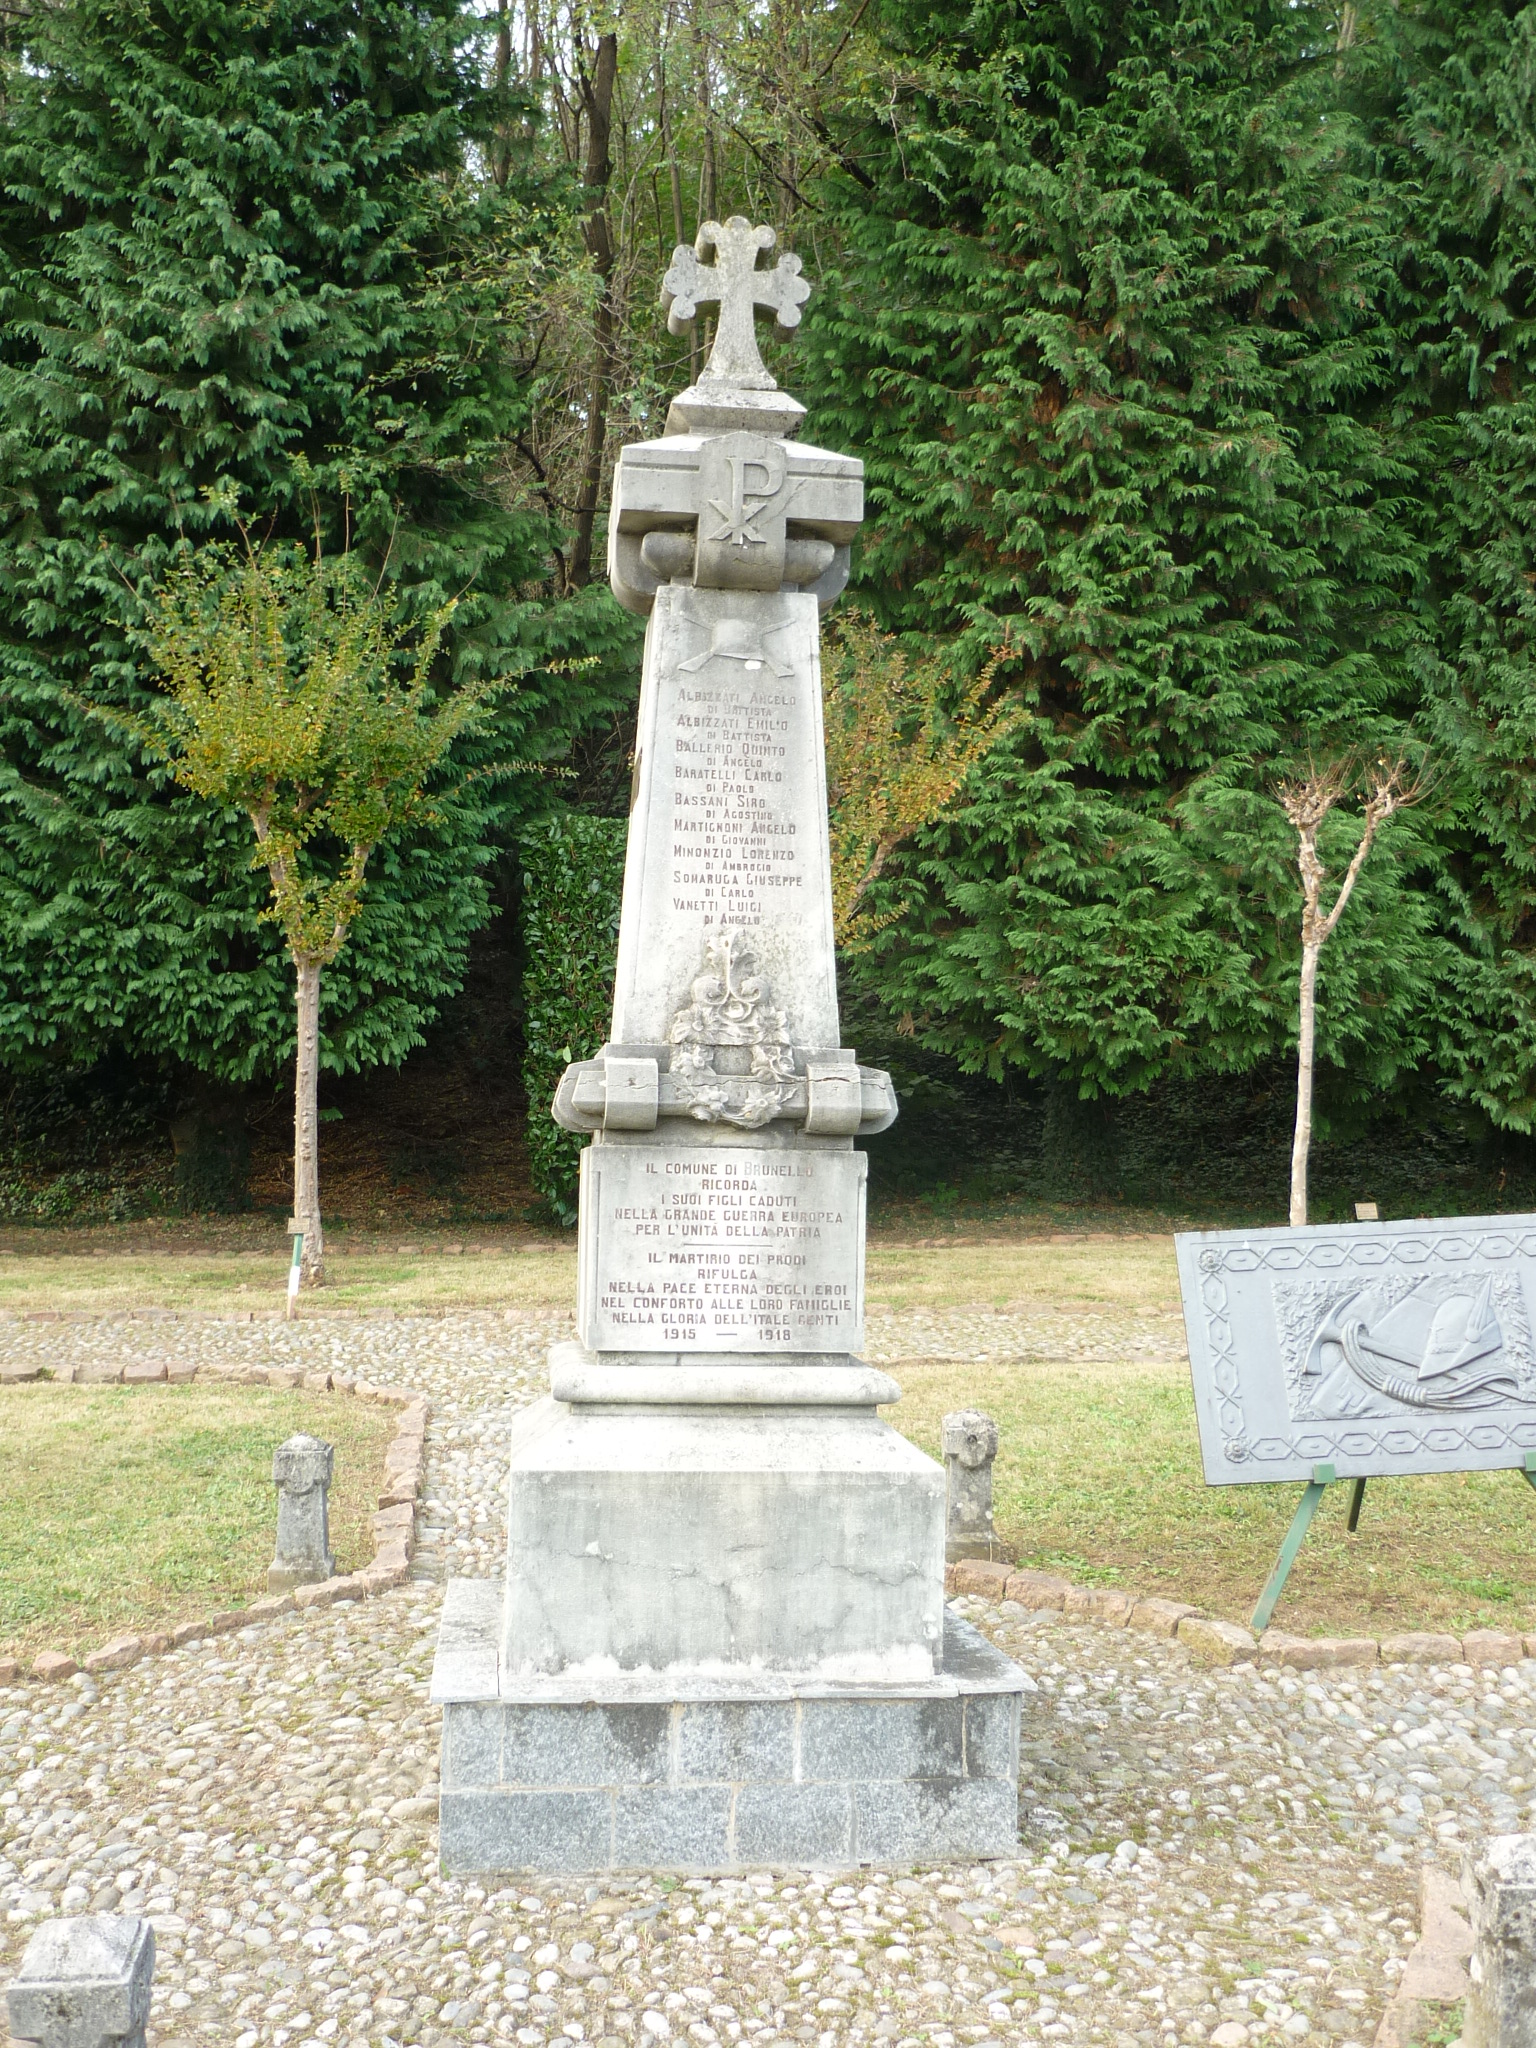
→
(787, 0, 1536, 1137)
(519, 813, 626, 1223)
(0, 0, 636, 1097)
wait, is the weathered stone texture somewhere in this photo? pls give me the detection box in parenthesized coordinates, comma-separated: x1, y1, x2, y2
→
(6, 1915, 154, 2048)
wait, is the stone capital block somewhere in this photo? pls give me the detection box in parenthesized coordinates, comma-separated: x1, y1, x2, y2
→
(7, 1915, 154, 2048)
(942, 1408, 1000, 1561)
(273, 1433, 332, 1493)
(269, 1432, 335, 1593)
(1464, 1833, 1536, 2048)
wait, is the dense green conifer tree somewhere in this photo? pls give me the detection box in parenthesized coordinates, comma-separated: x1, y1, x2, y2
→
(800, 0, 1451, 1104)
(1352, 0, 1536, 1128)
(0, 0, 632, 1091)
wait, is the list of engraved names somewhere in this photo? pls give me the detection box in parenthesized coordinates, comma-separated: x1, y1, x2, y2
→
(582, 1149, 865, 1352)
(670, 674, 804, 930)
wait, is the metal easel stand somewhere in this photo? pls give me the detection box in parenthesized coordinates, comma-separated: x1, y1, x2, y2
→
(286, 1230, 304, 1321)
(1250, 1451, 1536, 1635)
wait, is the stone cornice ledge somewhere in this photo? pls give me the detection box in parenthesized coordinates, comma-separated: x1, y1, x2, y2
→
(1, 1365, 430, 1684)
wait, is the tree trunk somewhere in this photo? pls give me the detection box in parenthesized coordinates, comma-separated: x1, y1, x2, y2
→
(293, 955, 325, 1283)
(489, 0, 513, 187)
(568, 30, 619, 589)
(1290, 940, 1319, 1228)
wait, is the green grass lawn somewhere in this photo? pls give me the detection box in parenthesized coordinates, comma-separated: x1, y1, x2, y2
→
(896, 1354, 1536, 1639)
(0, 1237, 575, 1316)
(4, 1224, 1534, 1639)
(0, 1384, 395, 1661)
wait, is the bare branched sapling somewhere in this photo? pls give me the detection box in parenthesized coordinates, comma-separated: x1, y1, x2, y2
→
(1279, 754, 1428, 1229)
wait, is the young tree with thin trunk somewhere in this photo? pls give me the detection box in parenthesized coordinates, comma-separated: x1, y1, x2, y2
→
(145, 520, 496, 1284)
(1279, 756, 1426, 1228)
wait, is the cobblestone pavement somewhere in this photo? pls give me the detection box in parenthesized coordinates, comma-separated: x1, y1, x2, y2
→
(4, 1310, 1531, 2048)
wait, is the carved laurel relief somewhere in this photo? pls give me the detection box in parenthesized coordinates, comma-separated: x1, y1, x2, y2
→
(667, 930, 796, 1129)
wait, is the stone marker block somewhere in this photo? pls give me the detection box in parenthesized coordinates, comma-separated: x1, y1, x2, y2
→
(31, 1652, 77, 1682)
(948, 1559, 1010, 1600)
(1258, 1632, 1377, 1670)
(1064, 1586, 1135, 1626)
(243, 1594, 294, 1622)
(1005, 1569, 1070, 1611)
(120, 1362, 165, 1385)
(1177, 1617, 1256, 1666)
(1463, 1833, 1536, 2048)
(268, 1434, 334, 1593)
(1464, 1631, 1525, 1666)
(6, 1914, 155, 2048)
(82, 1638, 142, 1677)
(941, 1409, 1000, 1561)
(1381, 1632, 1464, 1664)
(1131, 1598, 1200, 1636)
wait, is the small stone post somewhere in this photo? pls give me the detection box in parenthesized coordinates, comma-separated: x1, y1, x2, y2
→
(268, 1433, 335, 1592)
(1464, 1833, 1536, 2047)
(942, 1409, 1000, 1561)
(6, 1916, 154, 2048)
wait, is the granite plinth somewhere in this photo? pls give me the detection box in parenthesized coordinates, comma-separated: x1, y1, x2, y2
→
(434, 1585, 1024, 1874)
(498, 1391, 945, 1683)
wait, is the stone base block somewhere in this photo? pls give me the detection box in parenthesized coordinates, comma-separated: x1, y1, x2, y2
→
(500, 1391, 946, 1683)
(433, 1583, 1024, 1874)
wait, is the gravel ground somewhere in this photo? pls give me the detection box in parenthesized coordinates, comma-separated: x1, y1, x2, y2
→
(3, 1309, 1529, 2048)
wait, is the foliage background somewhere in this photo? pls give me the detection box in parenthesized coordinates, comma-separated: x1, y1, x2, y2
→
(5, 0, 1536, 1223)
(518, 812, 626, 1222)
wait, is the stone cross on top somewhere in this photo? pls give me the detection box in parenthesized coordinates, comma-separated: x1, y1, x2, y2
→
(662, 217, 811, 392)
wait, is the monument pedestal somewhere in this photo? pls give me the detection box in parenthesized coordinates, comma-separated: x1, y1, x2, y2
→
(433, 1587, 1023, 1874)
(497, 1357, 946, 1682)
(432, 214, 1025, 1873)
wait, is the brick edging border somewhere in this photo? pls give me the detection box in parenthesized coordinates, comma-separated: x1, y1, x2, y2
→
(946, 1559, 1536, 1673)
(0, 1363, 430, 1685)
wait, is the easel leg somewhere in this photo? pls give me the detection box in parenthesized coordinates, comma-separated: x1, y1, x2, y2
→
(1347, 1476, 1367, 1533)
(1251, 1462, 1336, 1634)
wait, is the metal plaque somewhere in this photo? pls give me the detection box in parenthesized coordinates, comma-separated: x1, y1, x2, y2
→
(1175, 1215, 1536, 1485)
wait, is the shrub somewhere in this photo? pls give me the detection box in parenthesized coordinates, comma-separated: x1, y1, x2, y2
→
(519, 813, 626, 1223)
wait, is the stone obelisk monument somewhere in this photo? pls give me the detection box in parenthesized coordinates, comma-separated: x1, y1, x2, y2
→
(432, 219, 1024, 1872)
